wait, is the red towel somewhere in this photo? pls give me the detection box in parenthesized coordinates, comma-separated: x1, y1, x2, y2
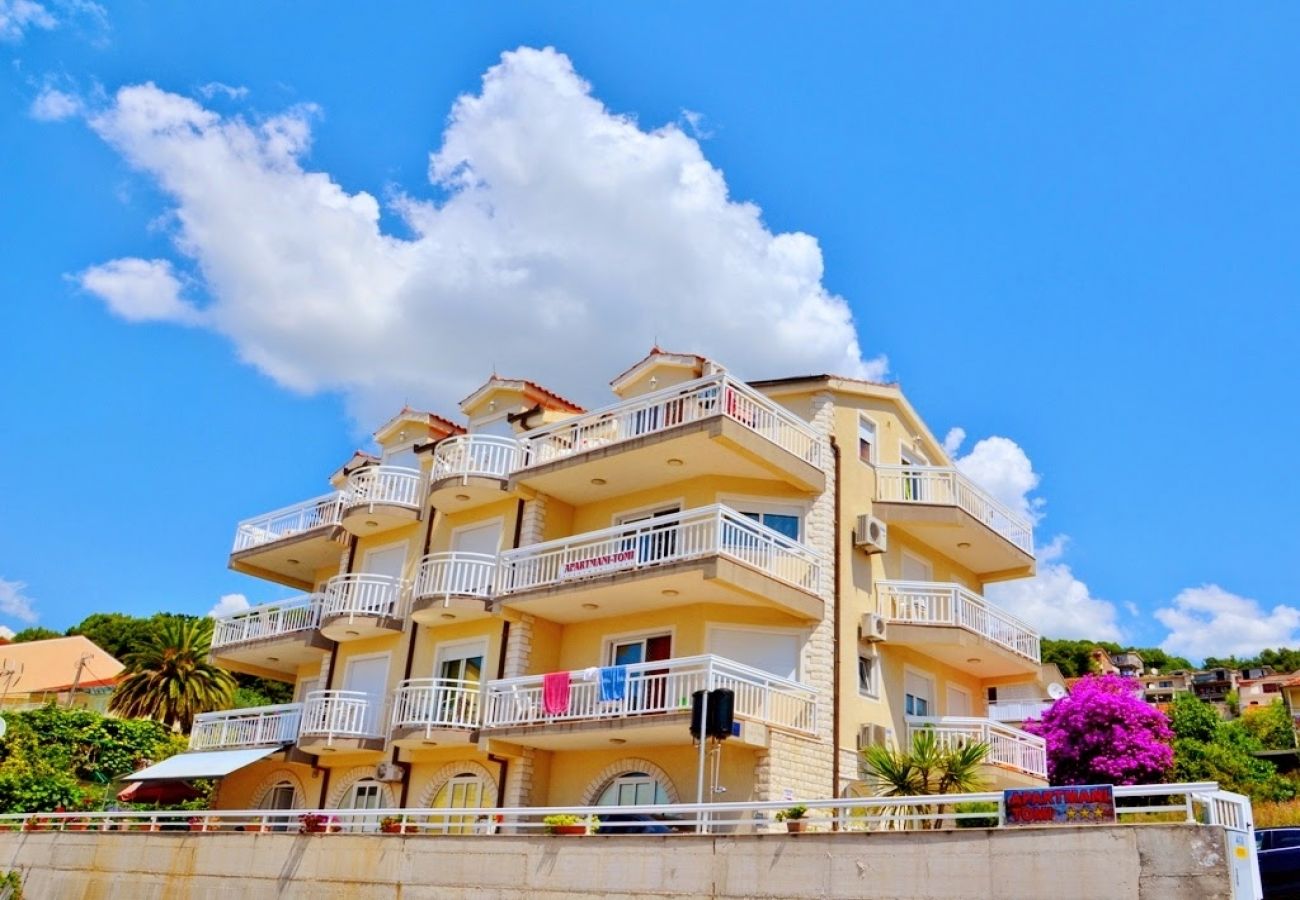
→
(542, 671, 571, 715)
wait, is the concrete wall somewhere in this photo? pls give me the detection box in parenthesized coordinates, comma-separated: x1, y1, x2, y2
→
(0, 825, 1235, 899)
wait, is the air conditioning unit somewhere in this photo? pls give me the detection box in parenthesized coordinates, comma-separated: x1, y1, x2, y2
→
(854, 514, 887, 554)
(374, 762, 404, 783)
(857, 723, 888, 751)
(860, 612, 888, 642)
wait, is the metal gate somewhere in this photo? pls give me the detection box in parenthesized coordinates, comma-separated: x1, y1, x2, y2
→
(1198, 789, 1262, 900)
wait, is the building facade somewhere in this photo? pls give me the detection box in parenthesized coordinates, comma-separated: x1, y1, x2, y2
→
(185, 350, 1048, 820)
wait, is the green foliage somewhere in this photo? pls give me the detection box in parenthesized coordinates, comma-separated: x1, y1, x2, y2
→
(1168, 693, 1221, 743)
(1205, 647, 1300, 672)
(236, 676, 293, 706)
(110, 617, 235, 731)
(1241, 701, 1296, 751)
(8, 627, 61, 644)
(862, 729, 990, 797)
(1040, 638, 1191, 677)
(1168, 694, 1296, 802)
(954, 801, 1000, 828)
(0, 870, 22, 899)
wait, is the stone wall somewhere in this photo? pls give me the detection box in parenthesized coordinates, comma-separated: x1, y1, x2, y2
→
(0, 825, 1236, 899)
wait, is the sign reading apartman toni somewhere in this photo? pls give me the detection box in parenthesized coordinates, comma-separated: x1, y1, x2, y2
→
(1003, 784, 1116, 826)
(561, 548, 637, 578)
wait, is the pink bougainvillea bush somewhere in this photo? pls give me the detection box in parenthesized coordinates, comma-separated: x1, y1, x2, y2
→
(1023, 673, 1174, 785)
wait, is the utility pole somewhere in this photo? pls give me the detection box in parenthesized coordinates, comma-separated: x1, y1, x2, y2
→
(66, 653, 92, 708)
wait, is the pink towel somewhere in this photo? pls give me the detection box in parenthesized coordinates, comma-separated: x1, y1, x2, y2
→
(542, 671, 571, 715)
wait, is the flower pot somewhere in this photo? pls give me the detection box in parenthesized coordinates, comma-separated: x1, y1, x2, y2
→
(68, 823, 88, 832)
(380, 823, 402, 834)
(551, 824, 587, 836)
(301, 824, 326, 834)
(188, 823, 205, 833)
(785, 820, 806, 834)
(402, 825, 418, 835)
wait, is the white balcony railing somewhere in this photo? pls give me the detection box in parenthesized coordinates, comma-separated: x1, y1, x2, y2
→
(300, 690, 384, 740)
(431, 434, 521, 483)
(343, 466, 422, 510)
(414, 552, 495, 601)
(484, 654, 817, 735)
(211, 594, 322, 649)
(878, 580, 1041, 664)
(517, 373, 821, 470)
(987, 699, 1055, 722)
(231, 493, 344, 553)
(498, 504, 822, 596)
(875, 465, 1034, 555)
(391, 678, 481, 732)
(906, 716, 1047, 779)
(190, 704, 303, 751)
(320, 574, 407, 621)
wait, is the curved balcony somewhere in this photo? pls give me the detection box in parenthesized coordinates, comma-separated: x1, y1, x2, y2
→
(190, 704, 302, 751)
(341, 466, 422, 536)
(873, 465, 1035, 581)
(429, 435, 520, 510)
(390, 678, 481, 748)
(410, 552, 495, 625)
(229, 493, 347, 590)
(298, 690, 385, 755)
(210, 593, 330, 678)
(318, 574, 407, 642)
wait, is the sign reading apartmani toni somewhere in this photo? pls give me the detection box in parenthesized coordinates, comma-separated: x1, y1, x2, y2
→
(1003, 784, 1116, 826)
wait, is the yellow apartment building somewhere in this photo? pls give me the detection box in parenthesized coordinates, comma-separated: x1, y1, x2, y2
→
(164, 348, 1049, 821)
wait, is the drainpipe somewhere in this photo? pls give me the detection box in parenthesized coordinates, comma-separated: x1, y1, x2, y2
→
(830, 435, 843, 812)
(487, 500, 525, 809)
(396, 498, 440, 807)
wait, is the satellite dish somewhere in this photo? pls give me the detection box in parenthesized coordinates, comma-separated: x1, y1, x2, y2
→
(1047, 683, 1067, 700)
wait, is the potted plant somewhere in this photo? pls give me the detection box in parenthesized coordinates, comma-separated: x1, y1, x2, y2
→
(775, 805, 808, 833)
(187, 817, 206, 833)
(66, 817, 89, 832)
(22, 817, 45, 833)
(380, 816, 403, 834)
(542, 813, 588, 836)
(299, 813, 328, 834)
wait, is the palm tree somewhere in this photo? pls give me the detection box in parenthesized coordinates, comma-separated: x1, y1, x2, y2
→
(860, 729, 990, 829)
(110, 616, 235, 732)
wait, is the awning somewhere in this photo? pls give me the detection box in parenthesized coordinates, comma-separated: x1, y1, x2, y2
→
(123, 746, 280, 781)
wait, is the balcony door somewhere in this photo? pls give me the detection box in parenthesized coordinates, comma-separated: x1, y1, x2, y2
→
(610, 634, 672, 713)
(343, 654, 389, 735)
(363, 543, 407, 578)
(616, 506, 680, 566)
(452, 521, 502, 557)
(707, 627, 801, 680)
(433, 640, 485, 724)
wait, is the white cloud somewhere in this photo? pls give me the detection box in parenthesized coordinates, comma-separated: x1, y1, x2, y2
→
(986, 536, 1124, 642)
(197, 81, 248, 101)
(941, 426, 965, 458)
(207, 593, 250, 618)
(0, 626, 14, 641)
(0, 0, 55, 41)
(1155, 585, 1300, 662)
(29, 85, 82, 121)
(81, 46, 886, 424)
(0, 578, 39, 624)
(74, 257, 202, 324)
(947, 432, 1044, 525)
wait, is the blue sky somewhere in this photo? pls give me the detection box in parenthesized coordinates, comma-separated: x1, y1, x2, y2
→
(1, 3, 1297, 661)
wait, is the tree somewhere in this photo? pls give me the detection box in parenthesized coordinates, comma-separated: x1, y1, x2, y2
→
(9, 627, 62, 644)
(1024, 673, 1173, 785)
(1168, 694, 1296, 802)
(67, 612, 155, 660)
(1241, 701, 1296, 751)
(110, 617, 235, 732)
(861, 729, 989, 829)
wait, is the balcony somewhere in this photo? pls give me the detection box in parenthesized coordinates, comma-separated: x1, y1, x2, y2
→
(340, 466, 422, 536)
(229, 493, 347, 590)
(189, 704, 303, 751)
(390, 678, 481, 748)
(987, 699, 1054, 723)
(497, 505, 824, 622)
(429, 435, 521, 511)
(511, 374, 825, 505)
(878, 581, 1041, 678)
(297, 690, 385, 754)
(410, 552, 495, 625)
(907, 716, 1047, 782)
(210, 594, 331, 678)
(873, 466, 1035, 581)
(318, 574, 407, 642)
(482, 655, 816, 749)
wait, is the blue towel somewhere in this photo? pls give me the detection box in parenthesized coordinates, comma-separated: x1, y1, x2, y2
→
(599, 666, 627, 702)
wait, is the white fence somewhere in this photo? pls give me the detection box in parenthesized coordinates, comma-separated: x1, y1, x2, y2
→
(414, 552, 496, 601)
(906, 716, 1047, 778)
(432, 434, 521, 482)
(987, 699, 1054, 722)
(484, 654, 817, 735)
(212, 594, 322, 649)
(878, 580, 1041, 663)
(498, 504, 822, 596)
(343, 466, 422, 510)
(320, 574, 406, 621)
(391, 678, 481, 732)
(875, 465, 1034, 554)
(232, 493, 344, 553)
(517, 373, 821, 470)
(300, 690, 383, 740)
(190, 704, 303, 751)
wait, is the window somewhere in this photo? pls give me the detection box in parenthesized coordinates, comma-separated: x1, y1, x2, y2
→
(858, 417, 876, 465)
(382, 443, 420, 470)
(259, 780, 298, 831)
(904, 670, 934, 718)
(431, 773, 488, 834)
(348, 780, 383, 809)
(596, 772, 670, 807)
(857, 654, 878, 697)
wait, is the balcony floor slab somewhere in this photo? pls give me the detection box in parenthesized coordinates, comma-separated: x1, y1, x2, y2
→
(340, 503, 420, 538)
(885, 623, 1039, 678)
(212, 631, 332, 681)
(229, 527, 347, 592)
(481, 710, 771, 751)
(318, 614, 405, 643)
(429, 475, 511, 512)
(410, 595, 492, 626)
(872, 502, 1034, 582)
(391, 727, 477, 750)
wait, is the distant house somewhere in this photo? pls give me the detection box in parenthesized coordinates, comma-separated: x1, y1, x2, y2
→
(1238, 669, 1293, 711)
(1139, 671, 1191, 707)
(1190, 668, 1239, 704)
(1089, 648, 1144, 677)
(0, 636, 124, 713)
